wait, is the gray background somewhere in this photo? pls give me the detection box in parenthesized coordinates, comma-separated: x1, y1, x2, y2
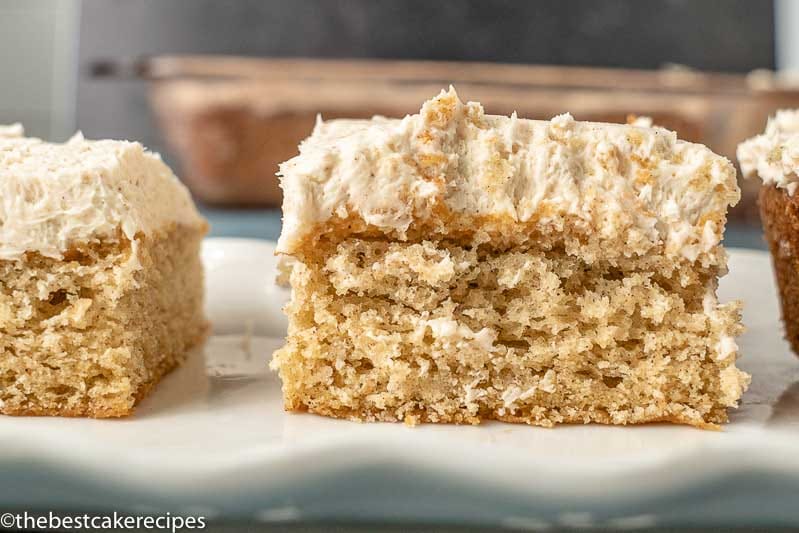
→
(0, 1, 778, 150)
(0, 0, 79, 139)
(78, 0, 774, 69)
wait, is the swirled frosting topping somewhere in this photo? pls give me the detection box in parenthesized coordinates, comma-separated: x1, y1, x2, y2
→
(278, 87, 739, 261)
(738, 110, 799, 195)
(0, 129, 205, 259)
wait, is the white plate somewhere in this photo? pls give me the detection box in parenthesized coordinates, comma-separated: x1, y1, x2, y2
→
(1, 238, 798, 530)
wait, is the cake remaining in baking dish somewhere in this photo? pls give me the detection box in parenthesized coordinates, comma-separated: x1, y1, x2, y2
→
(739, 110, 799, 358)
(272, 88, 749, 428)
(0, 127, 208, 417)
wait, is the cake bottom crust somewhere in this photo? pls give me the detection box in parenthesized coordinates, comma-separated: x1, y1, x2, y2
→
(760, 184, 799, 357)
(279, 401, 724, 430)
(0, 330, 206, 418)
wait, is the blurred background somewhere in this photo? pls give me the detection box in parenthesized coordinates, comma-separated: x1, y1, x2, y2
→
(2, 0, 795, 247)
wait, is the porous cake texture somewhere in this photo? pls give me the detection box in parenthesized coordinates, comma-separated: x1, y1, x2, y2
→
(1, 128, 208, 417)
(273, 88, 749, 428)
(739, 110, 799, 357)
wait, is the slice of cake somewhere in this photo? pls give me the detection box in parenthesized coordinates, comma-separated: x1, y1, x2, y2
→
(0, 127, 208, 417)
(739, 111, 799, 357)
(272, 88, 749, 428)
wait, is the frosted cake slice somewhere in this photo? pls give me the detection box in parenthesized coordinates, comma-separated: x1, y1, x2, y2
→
(0, 127, 208, 417)
(271, 88, 749, 428)
(739, 110, 799, 357)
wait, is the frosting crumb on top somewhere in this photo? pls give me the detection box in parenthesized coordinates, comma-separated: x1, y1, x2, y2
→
(737, 110, 799, 195)
(1, 130, 205, 260)
(278, 87, 739, 260)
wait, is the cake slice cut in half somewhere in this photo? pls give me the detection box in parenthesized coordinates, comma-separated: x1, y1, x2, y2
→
(0, 127, 208, 417)
(272, 88, 749, 428)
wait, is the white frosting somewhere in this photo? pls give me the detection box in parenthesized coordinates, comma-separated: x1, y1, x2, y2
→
(422, 317, 497, 353)
(715, 335, 738, 361)
(628, 116, 654, 128)
(0, 123, 23, 138)
(0, 131, 205, 259)
(737, 110, 799, 195)
(278, 87, 739, 259)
